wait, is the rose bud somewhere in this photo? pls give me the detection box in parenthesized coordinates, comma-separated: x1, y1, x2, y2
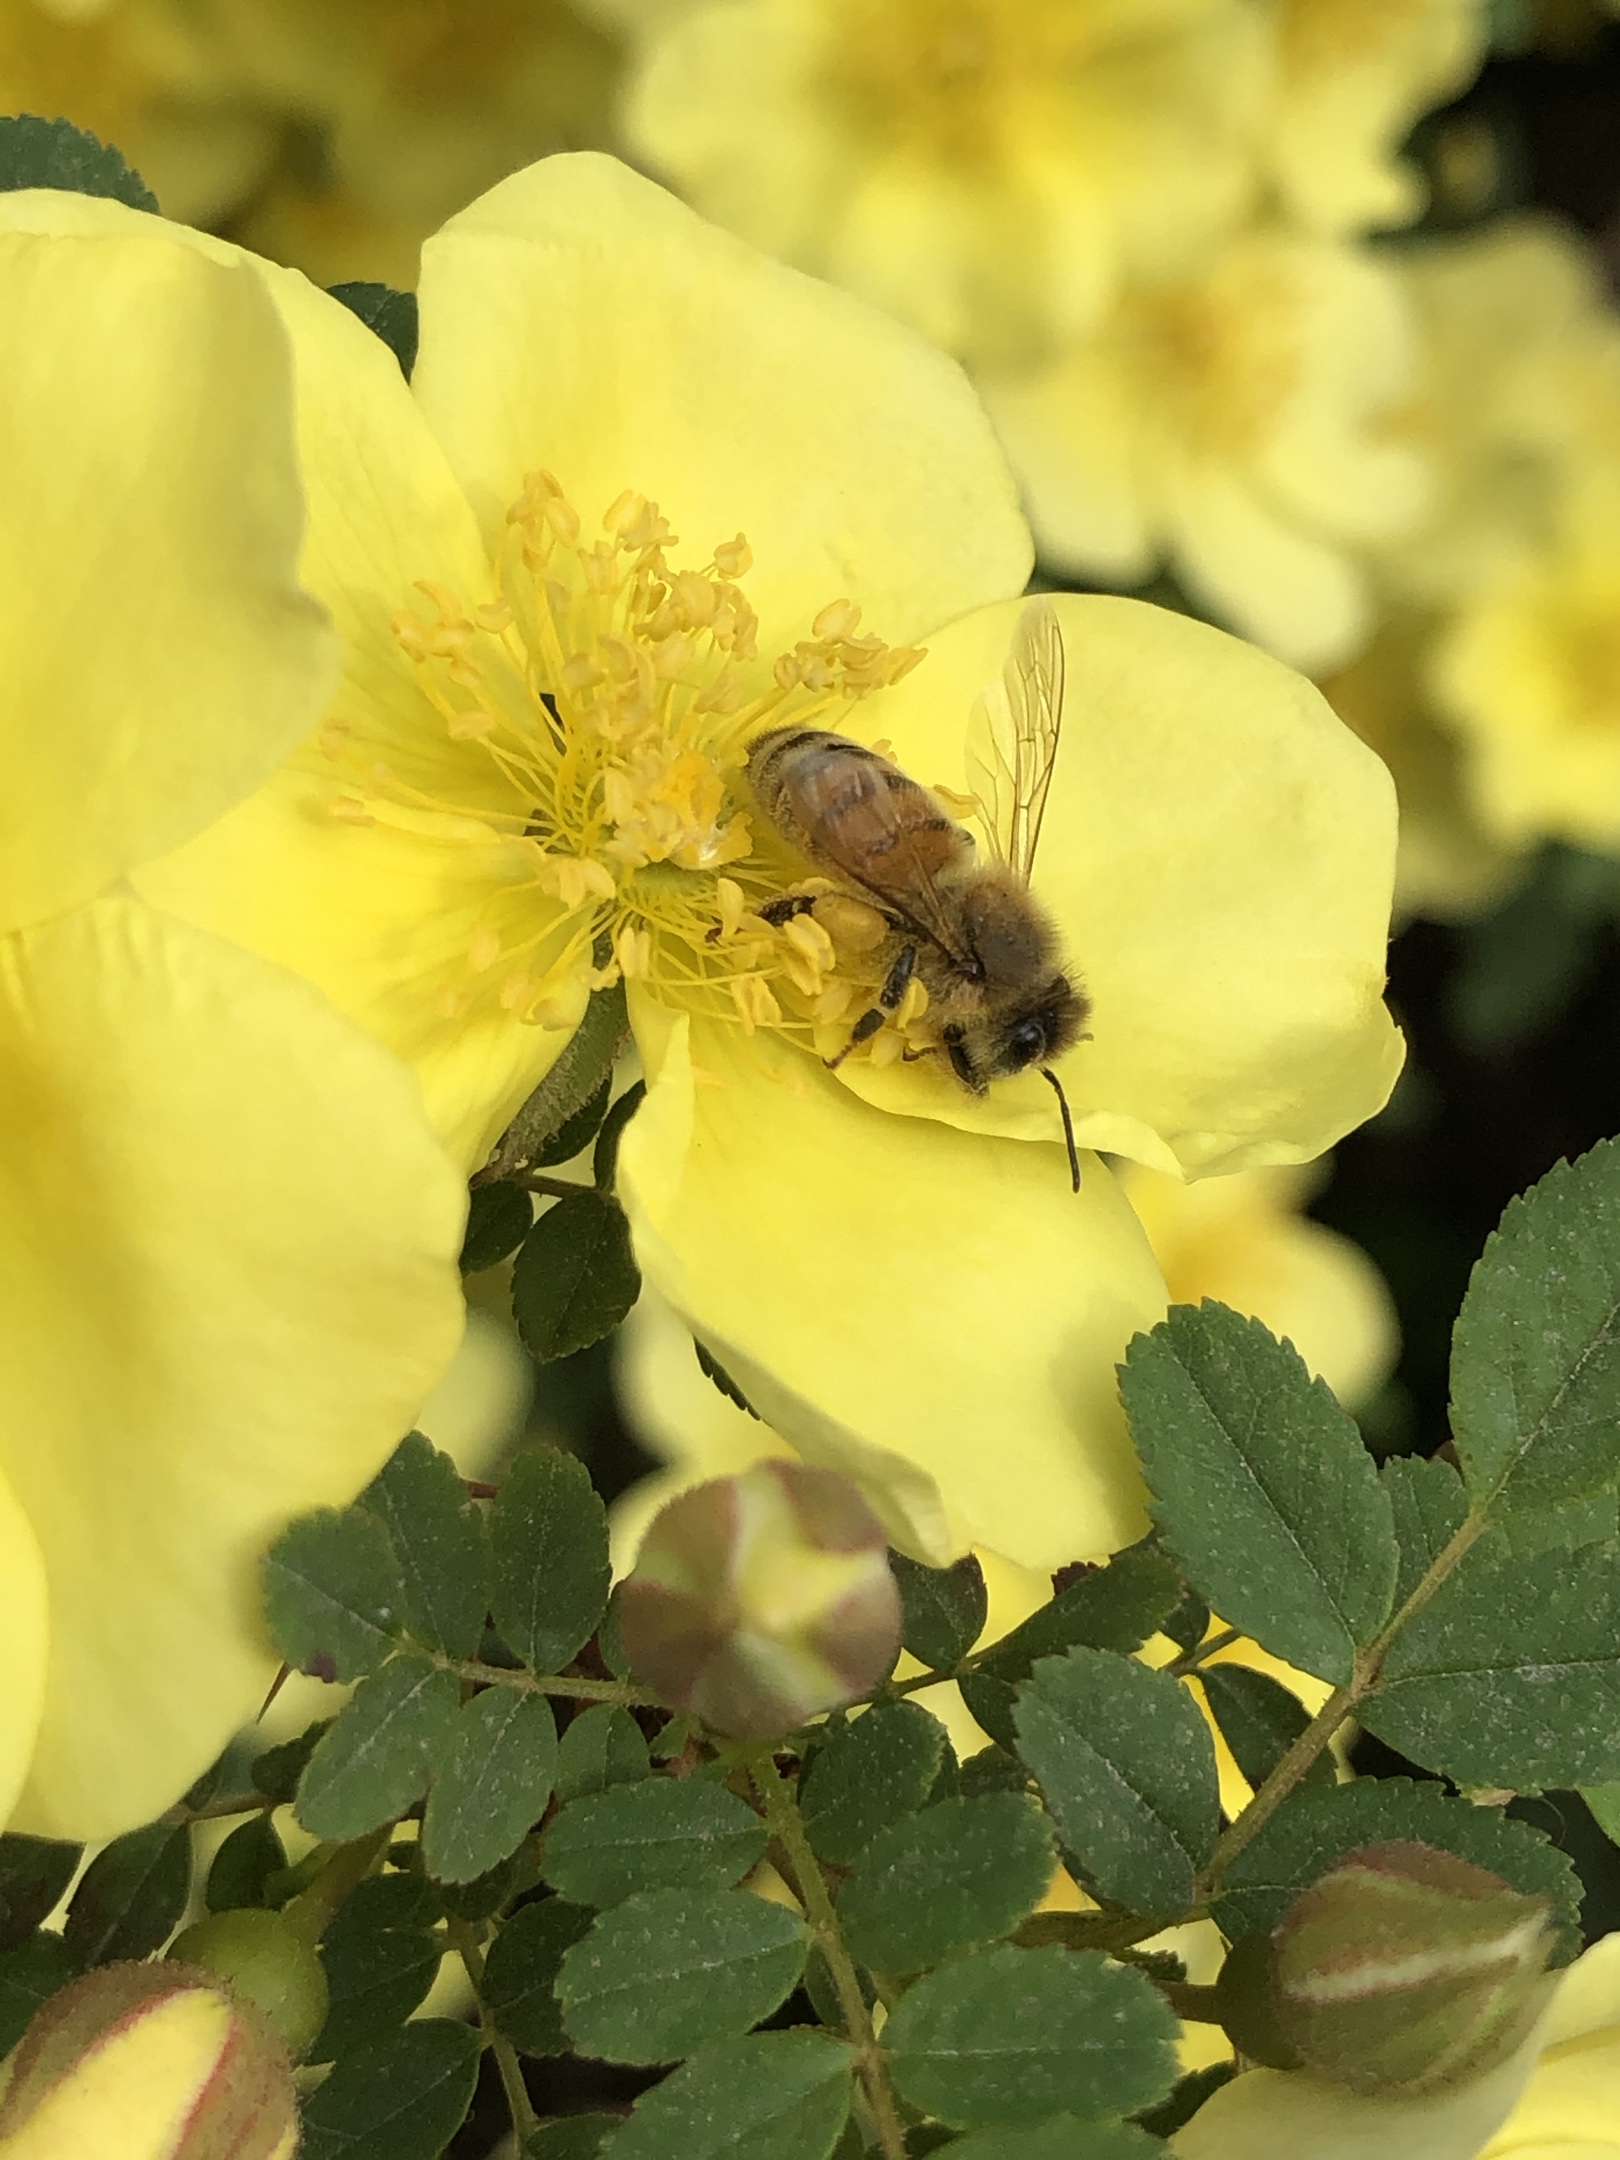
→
(1272, 1838, 1558, 2096)
(618, 1460, 902, 1737)
(0, 1961, 299, 2160)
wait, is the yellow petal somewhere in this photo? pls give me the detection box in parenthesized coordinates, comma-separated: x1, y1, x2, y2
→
(0, 897, 465, 1839)
(139, 772, 587, 1171)
(411, 152, 1032, 655)
(1171, 2045, 1542, 2160)
(617, 1000, 1167, 1570)
(835, 593, 1404, 1177)
(0, 1469, 47, 1830)
(0, 208, 335, 933)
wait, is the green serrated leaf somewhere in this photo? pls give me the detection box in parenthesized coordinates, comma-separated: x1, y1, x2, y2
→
(62, 1825, 188, 1966)
(526, 2116, 619, 2159)
(1119, 1305, 1398, 1684)
(262, 1507, 410, 1683)
(423, 1689, 558, 1884)
(482, 984, 629, 1182)
(883, 1945, 1179, 2130)
(891, 1553, 988, 1672)
(297, 1656, 460, 1843)
(974, 1543, 1183, 1684)
(535, 1073, 614, 1168)
(300, 2018, 480, 2160)
(512, 1192, 640, 1362)
(461, 1179, 534, 1273)
(252, 1721, 334, 1805)
(490, 1447, 612, 1672)
(837, 1794, 1053, 1972)
(1014, 1649, 1218, 1921)
(559, 1887, 807, 2064)
(1194, 1664, 1332, 1799)
(361, 1433, 490, 1659)
(0, 1934, 76, 2056)
(0, 1836, 81, 1951)
(1451, 1139, 1620, 1519)
(485, 1897, 595, 2057)
(326, 282, 418, 378)
(1584, 1782, 1620, 1849)
(540, 1778, 766, 1907)
(0, 114, 157, 208)
(942, 2120, 1163, 2159)
(799, 1702, 947, 1867)
(1213, 1778, 1582, 1955)
(205, 1815, 287, 1913)
(1134, 2062, 1234, 2140)
(958, 1673, 1021, 1753)
(608, 2030, 854, 2160)
(1160, 1588, 1212, 1659)
(1381, 1456, 1469, 1611)
(556, 1704, 652, 1804)
(311, 1873, 441, 2062)
(959, 1746, 1031, 1798)
(1365, 1535, 1620, 1788)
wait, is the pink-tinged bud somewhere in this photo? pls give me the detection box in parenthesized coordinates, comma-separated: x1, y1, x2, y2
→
(618, 1462, 902, 1737)
(1272, 1839, 1558, 2096)
(0, 1961, 299, 2160)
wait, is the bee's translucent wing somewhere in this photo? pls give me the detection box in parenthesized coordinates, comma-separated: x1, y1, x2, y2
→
(966, 599, 1065, 881)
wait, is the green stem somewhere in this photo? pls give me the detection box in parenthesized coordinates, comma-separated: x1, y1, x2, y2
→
(162, 1790, 269, 1825)
(746, 1748, 907, 2160)
(1202, 1507, 1491, 1888)
(513, 1172, 593, 1203)
(449, 1918, 538, 2145)
(1167, 1625, 1242, 1677)
(279, 1828, 392, 1944)
(435, 1653, 658, 1708)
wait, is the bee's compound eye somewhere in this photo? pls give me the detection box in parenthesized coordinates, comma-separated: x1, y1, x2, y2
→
(1005, 1018, 1047, 1069)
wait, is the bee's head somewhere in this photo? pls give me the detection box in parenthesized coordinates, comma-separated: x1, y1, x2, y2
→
(987, 975, 1090, 1079)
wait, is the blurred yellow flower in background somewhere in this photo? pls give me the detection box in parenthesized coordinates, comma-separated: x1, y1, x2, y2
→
(0, 195, 465, 1841)
(0, 0, 275, 223)
(599, 0, 1269, 372)
(1260, 0, 1490, 236)
(984, 226, 1429, 671)
(1173, 1933, 1620, 2160)
(214, 0, 618, 288)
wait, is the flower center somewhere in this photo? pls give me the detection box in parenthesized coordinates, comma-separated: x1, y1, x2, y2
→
(824, 0, 1103, 161)
(1123, 251, 1306, 461)
(323, 475, 933, 1058)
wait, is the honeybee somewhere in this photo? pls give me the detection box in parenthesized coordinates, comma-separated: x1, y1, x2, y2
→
(746, 599, 1088, 1190)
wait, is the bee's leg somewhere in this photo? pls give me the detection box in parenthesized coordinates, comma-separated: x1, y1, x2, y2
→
(757, 892, 819, 926)
(825, 944, 917, 1070)
(941, 1024, 985, 1093)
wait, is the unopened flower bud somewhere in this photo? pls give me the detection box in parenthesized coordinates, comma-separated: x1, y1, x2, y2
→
(0, 1961, 299, 2160)
(170, 1907, 330, 2060)
(1272, 1839, 1558, 2096)
(618, 1461, 902, 1737)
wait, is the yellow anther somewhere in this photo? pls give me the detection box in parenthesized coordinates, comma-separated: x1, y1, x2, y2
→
(328, 795, 376, 826)
(713, 534, 752, 578)
(468, 926, 502, 973)
(672, 571, 717, 626)
(476, 600, 514, 633)
(653, 632, 696, 681)
(499, 970, 540, 1012)
(897, 977, 930, 1028)
(784, 913, 836, 969)
(731, 975, 783, 1034)
(544, 495, 580, 543)
(814, 979, 855, 1022)
(563, 653, 606, 690)
(616, 924, 654, 979)
(868, 1030, 905, 1068)
(447, 707, 496, 740)
(435, 985, 468, 1019)
(714, 878, 747, 941)
(813, 599, 862, 641)
(604, 489, 647, 539)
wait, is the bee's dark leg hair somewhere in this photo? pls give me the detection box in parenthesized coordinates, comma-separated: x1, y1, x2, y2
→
(758, 892, 819, 927)
(825, 945, 918, 1070)
(942, 1025, 980, 1092)
(1041, 1066, 1082, 1193)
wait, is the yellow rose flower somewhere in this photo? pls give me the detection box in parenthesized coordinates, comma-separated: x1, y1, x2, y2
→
(1112, 1160, 1396, 1413)
(74, 152, 1406, 1568)
(983, 227, 1430, 673)
(1261, 0, 1489, 236)
(597, 0, 1269, 371)
(0, 0, 278, 226)
(1431, 471, 1620, 852)
(212, 0, 618, 290)
(1173, 1932, 1620, 2160)
(0, 197, 465, 1839)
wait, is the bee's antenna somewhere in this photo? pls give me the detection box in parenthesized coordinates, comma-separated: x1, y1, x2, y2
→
(1041, 1066, 1081, 1193)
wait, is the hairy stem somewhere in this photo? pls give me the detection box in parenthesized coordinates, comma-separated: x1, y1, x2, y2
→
(746, 1747, 907, 2160)
(279, 1827, 392, 1944)
(449, 1918, 538, 2144)
(1202, 1507, 1491, 1887)
(436, 1653, 657, 1708)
